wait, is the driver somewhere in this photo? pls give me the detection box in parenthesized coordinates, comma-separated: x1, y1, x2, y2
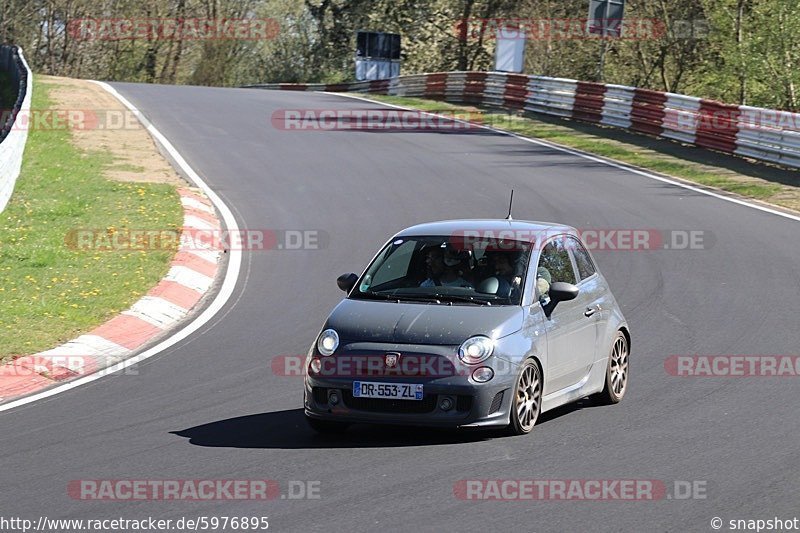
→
(487, 252, 520, 299)
(420, 245, 472, 288)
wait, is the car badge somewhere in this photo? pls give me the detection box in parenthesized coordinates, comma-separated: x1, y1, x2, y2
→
(385, 352, 400, 368)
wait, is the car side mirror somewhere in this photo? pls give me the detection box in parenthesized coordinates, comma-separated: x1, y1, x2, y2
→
(542, 282, 579, 316)
(337, 273, 358, 292)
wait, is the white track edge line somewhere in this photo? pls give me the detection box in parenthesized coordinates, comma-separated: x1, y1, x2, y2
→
(0, 82, 243, 413)
(331, 92, 800, 223)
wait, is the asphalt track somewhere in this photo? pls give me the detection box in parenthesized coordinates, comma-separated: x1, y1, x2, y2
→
(1, 84, 799, 533)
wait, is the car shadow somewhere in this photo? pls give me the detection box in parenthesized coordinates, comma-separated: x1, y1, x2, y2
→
(172, 399, 602, 449)
(171, 408, 497, 449)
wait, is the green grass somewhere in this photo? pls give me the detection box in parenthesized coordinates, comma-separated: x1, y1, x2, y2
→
(0, 76, 183, 361)
(364, 95, 789, 202)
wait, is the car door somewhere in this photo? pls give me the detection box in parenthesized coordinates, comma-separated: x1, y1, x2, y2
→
(567, 235, 607, 374)
(537, 236, 597, 394)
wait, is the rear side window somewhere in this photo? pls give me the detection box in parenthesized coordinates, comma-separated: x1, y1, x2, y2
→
(569, 237, 596, 281)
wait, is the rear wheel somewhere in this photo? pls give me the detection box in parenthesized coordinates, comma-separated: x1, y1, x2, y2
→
(595, 331, 629, 404)
(506, 360, 542, 436)
(305, 416, 349, 434)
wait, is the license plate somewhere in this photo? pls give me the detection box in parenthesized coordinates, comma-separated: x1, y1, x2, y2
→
(353, 381, 423, 400)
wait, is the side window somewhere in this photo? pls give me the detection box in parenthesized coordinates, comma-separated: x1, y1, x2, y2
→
(569, 237, 596, 281)
(537, 238, 577, 298)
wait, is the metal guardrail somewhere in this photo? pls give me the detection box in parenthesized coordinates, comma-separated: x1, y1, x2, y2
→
(0, 45, 33, 213)
(246, 71, 800, 171)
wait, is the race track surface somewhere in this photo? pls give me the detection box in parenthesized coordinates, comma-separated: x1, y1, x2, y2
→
(1, 84, 798, 532)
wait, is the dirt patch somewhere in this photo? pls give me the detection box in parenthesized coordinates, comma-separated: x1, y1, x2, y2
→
(38, 75, 185, 185)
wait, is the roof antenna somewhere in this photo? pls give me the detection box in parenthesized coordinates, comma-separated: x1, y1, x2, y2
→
(505, 189, 514, 221)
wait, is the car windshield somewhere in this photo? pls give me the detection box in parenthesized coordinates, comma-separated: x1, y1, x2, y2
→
(350, 235, 532, 306)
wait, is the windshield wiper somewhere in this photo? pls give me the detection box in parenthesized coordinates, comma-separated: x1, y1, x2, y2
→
(353, 290, 397, 301)
(356, 291, 494, 306)
(355, 291, 441, 304)
(427, 294, 493, 306)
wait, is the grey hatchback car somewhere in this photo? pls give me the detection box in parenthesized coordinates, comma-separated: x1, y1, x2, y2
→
(304, 219, 630, 435)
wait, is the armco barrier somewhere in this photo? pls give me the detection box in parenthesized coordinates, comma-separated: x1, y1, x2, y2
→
(245, 71, 800, 170)
(573, 81, 606, 124)
(0, 45, 32, 213)
(630, 88, 667, 136)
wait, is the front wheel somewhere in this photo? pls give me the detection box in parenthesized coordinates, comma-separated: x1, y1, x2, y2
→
(595, 331, 629, 405)
(506, 360, 542, 436)
(305, 416, 349, 434)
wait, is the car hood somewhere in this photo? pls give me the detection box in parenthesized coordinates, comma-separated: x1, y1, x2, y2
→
(326, 298, 524, 345)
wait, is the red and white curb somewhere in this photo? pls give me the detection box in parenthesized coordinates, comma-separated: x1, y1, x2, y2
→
(0, 81, 243, 411)
(0, 187, 223, 402)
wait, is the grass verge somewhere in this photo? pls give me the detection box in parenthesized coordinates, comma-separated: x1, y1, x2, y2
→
(361, 94, 800, 212)
(0, 76, 183, 361)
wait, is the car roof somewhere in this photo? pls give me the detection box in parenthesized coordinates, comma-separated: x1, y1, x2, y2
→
(394, 219, 576, 239)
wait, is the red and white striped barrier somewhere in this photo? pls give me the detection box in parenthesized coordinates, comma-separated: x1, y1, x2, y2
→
(246, 72, 800, 170)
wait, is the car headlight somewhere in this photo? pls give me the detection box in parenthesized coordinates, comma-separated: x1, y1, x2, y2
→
(317, 329, 339, 356)
(458, 336, 494, 365)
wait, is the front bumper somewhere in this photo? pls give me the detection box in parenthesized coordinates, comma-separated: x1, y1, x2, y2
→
(304, 375, 513, 428)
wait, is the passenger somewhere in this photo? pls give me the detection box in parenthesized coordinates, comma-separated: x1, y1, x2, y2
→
(420, 246, 472, 288)
(536, 266, 552, 299)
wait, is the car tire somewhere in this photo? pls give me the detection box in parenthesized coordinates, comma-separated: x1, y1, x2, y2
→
(506, 359, 542, 436)
(305, 416, 349, 434)
(595, 330, 629, 405)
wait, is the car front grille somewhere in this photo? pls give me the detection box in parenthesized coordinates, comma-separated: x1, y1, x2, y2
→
(314, 387, 473, 415)
(341, 390, 437, 413)
(456, 395, 473, 412)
